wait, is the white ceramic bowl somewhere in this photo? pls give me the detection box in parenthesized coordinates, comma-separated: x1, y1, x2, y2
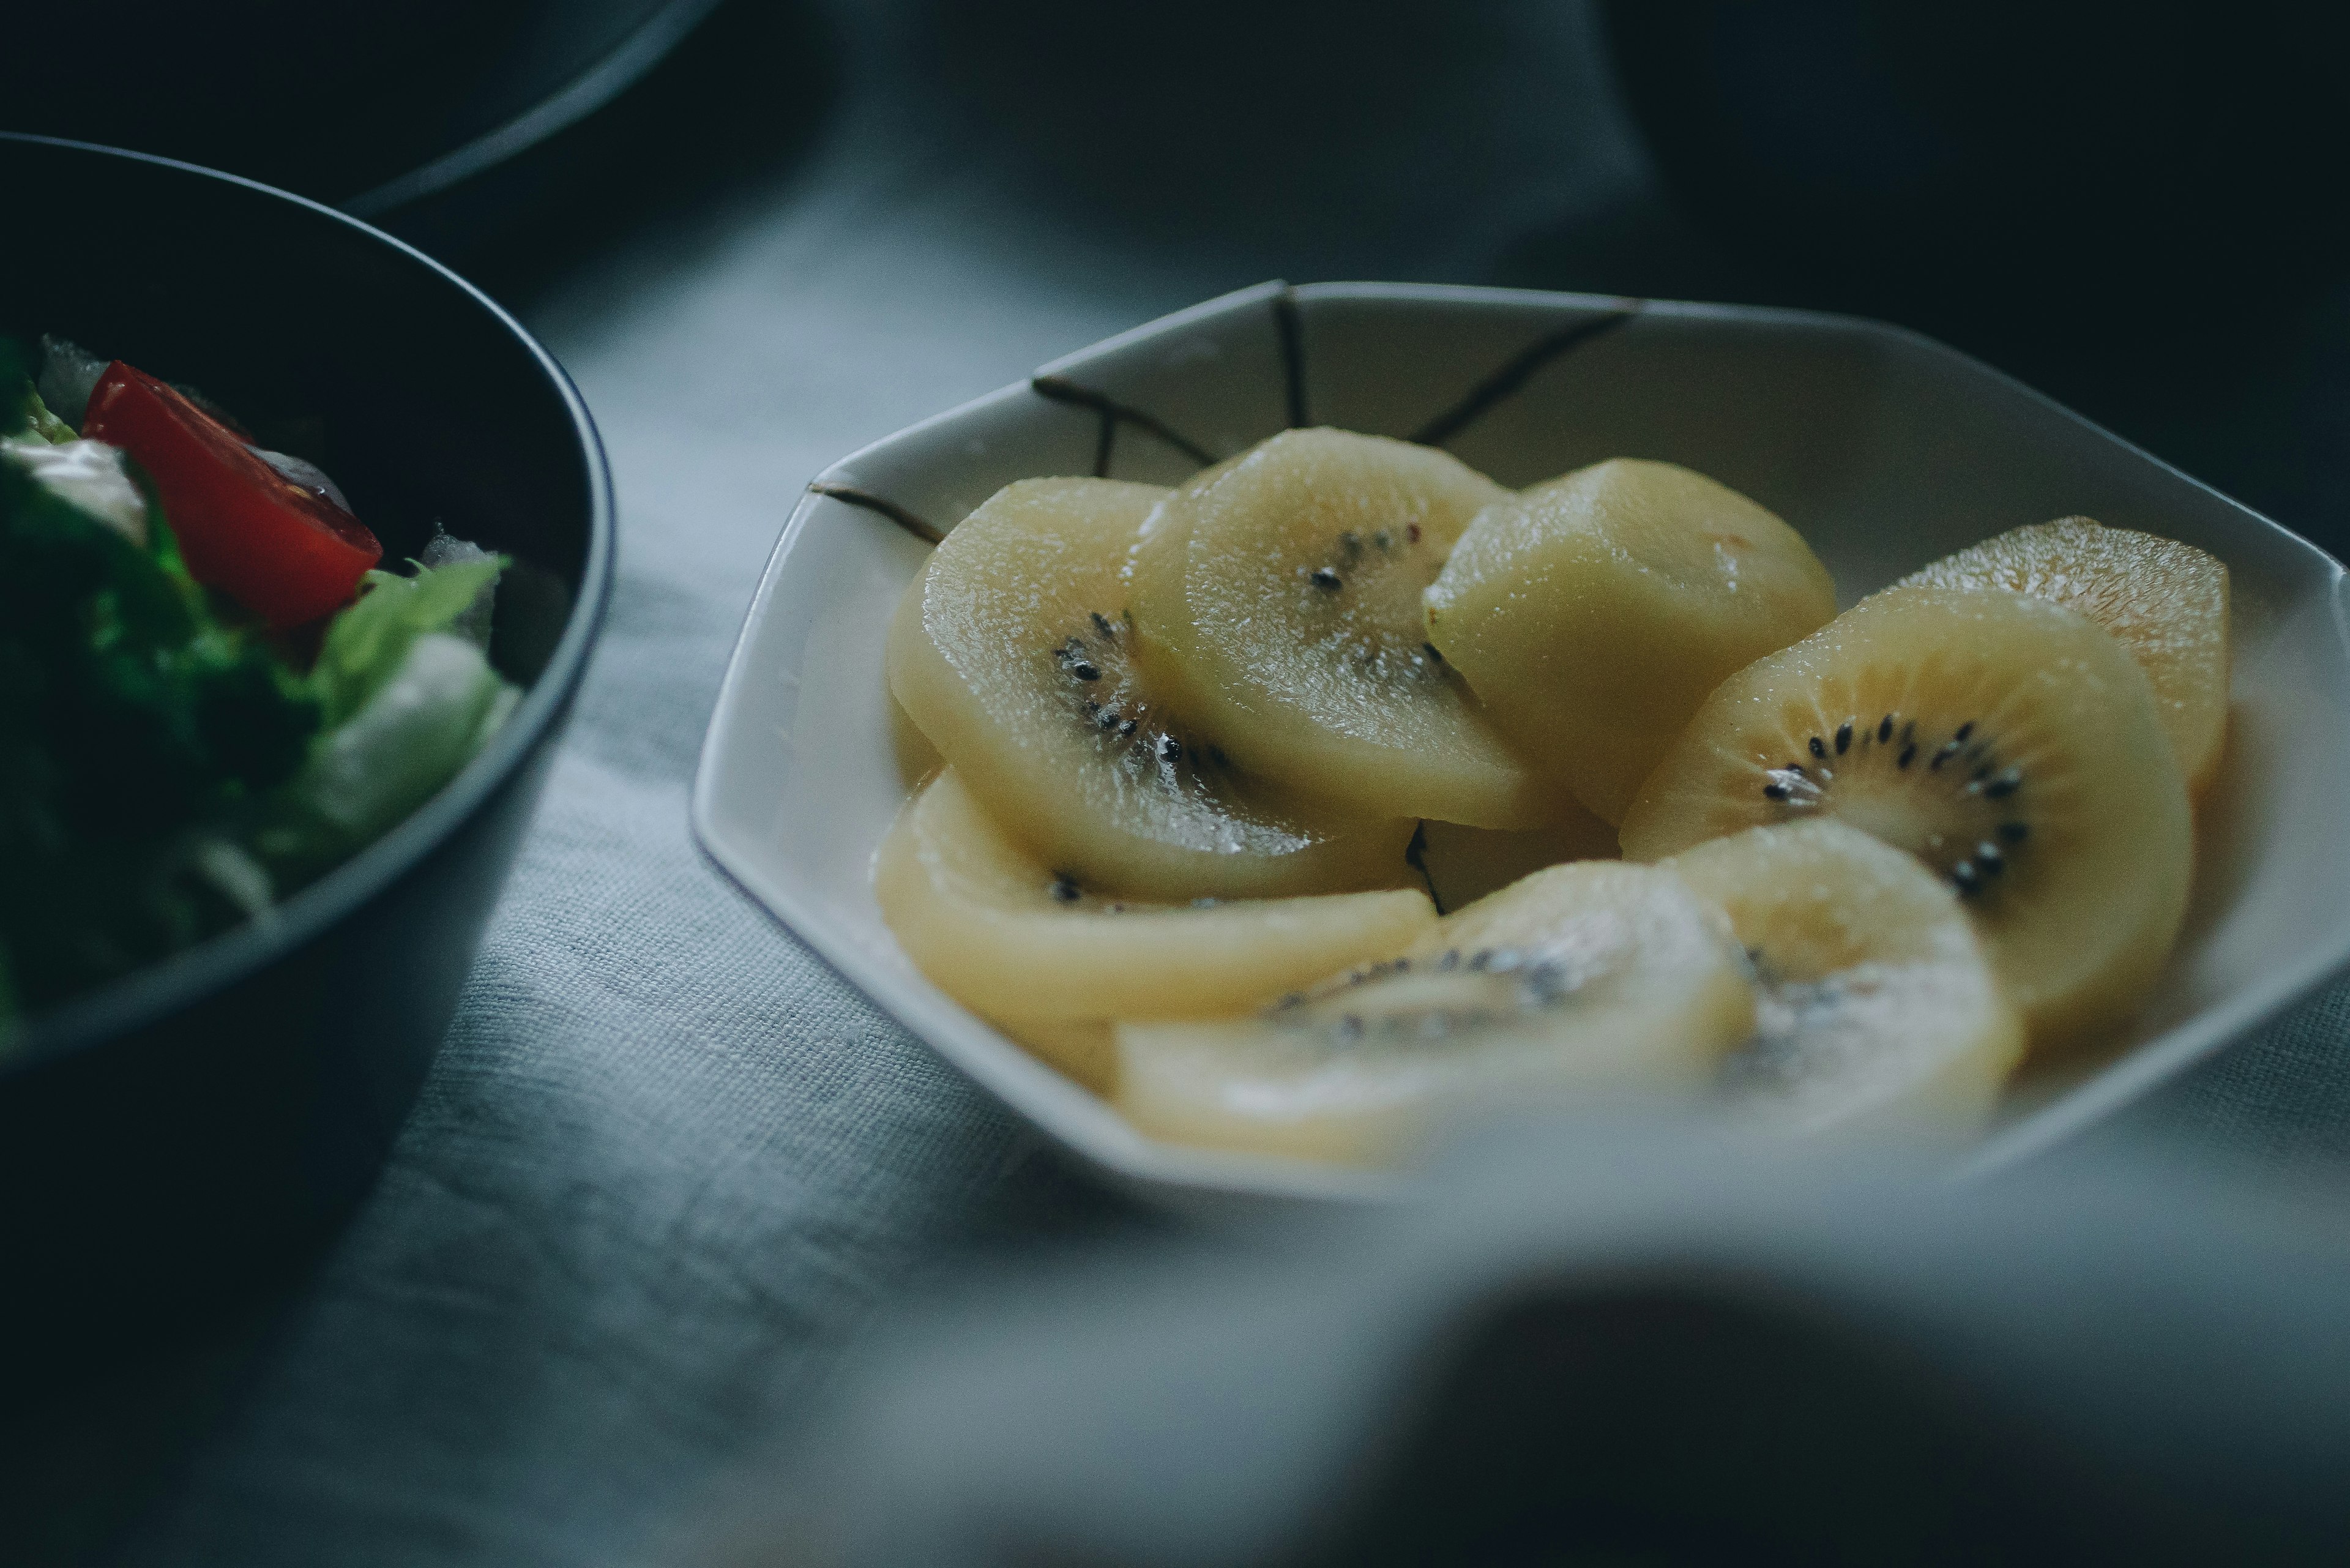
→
(694, 281, 2350, 1205)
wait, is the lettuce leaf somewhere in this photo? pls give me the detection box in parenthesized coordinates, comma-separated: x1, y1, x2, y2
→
(310, 557, 502, 727)
(256, 556, 520, 878)
(284, 632, 507, 846)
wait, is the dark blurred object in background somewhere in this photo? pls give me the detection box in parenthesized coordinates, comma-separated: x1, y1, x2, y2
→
(726, 1126, 2350, 1567)
(1598, 1, 2350, 343)
(0, 0, 830, 277)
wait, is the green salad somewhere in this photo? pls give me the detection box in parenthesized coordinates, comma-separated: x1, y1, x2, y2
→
(1, 334, 521, 1030)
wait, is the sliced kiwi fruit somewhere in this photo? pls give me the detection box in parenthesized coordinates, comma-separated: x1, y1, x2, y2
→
(1620, 586, 2193, 1050)
(874, 768, 1435, 1048)
(1425, 458, 1838, 826)
(1666, 820, 2024, 1137)
(993, 1019, 1116, 1094)
(1126, 428, 1553, 827)
(887, 477, 1414, 898)
(1113, 861, 1755, 1163)
(1901, 516, 2231, 796)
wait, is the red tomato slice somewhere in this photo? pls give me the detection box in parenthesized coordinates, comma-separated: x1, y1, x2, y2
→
(81, 362, 381, 628)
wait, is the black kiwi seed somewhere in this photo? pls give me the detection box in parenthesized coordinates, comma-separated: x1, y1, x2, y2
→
(1436, 949, 1460, 971)
(1159, 735, 1182, 761)
(1048, 876, 1081, 903)
(1097, 709, 1120, 728)
(1209, 745, 1228, 767)
(1119, 719, 1137, 737)
(1091, 611, 1115, 637)
(1760, 712, 2039, 892)
(1070, 660, 1101, 682)
(1310, 567, 1343, 590)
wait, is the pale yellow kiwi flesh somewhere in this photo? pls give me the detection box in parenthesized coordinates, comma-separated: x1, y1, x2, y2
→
(1901, 517, 2231, 797)
(1621, 586, 2192, 1050)
(886, 477, 1414, 899)
(1666, 819, 2025, 1138)
(993, 1020, 1117, 1095)
(1113, 861, 1756, 1164)
(874, 769, 1436, 1048)
(1127, 428, 1553, 828)
(1425, 458, 1838, 826)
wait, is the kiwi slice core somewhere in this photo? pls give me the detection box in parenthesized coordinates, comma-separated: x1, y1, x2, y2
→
(1425, 457, 1838, 824)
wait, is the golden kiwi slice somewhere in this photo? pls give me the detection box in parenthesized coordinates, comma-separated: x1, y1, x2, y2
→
(1112, 861, 1755, 1163)
(1666, 820, 2024, 1137)
(887, 477, 1413, 898)
(1126, 428, 1551, 827)
(1901, 516, 2230, 796)
(1425, 458, 1838, 824)
(992, 1020, 1117, 1094)
(1621, 587, 2191, 1050)
(875, 769, 1435, 1047)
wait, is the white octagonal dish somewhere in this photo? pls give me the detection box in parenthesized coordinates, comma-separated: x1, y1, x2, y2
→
(694, 281, 2350, 1206)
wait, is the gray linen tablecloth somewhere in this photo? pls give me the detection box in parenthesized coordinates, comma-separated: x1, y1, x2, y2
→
(13, 4, 2350, 1562)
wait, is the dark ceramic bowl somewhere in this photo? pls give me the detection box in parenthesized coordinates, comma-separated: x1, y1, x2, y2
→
(0, 135, 613, 1356)
(0, 0, 832, 272)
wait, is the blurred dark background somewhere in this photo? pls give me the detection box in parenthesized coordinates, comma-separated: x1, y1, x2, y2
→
(11, 0, 2349, 539)
(8, 1, 2350, 1562)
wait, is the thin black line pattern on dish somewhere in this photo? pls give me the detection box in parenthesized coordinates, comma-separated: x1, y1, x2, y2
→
(1409, 306, 1639, 449)
(1029, 375, 1215, 479)
(1273, 283, 1309, 430)
(807, 480, 942, 544)
(829, 297, 1641, 540)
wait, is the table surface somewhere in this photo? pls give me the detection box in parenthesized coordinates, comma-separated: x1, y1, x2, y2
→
(13, 4, 2350, 1562)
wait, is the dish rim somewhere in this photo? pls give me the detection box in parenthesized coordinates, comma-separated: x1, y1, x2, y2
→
(0, 132, 617, 1075)
(693, 277, 2350, 1202)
